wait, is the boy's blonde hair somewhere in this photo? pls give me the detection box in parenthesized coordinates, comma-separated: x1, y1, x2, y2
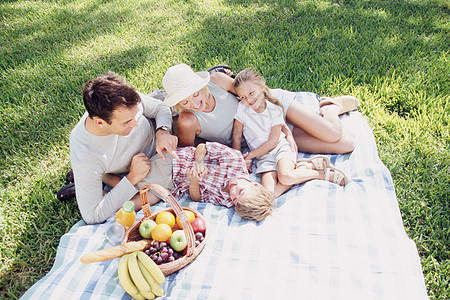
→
(234, 183, 275, 222)
(173, 86, 211, 113)
(233, 68, 284, 111)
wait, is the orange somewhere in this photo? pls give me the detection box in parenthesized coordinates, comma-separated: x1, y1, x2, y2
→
(155, 211, 176, 228)
(151, 223, 172, 242)
(176, 210, 196, 229)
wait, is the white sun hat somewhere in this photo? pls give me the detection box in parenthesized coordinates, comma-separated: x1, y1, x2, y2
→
(162, 63, 210, 107)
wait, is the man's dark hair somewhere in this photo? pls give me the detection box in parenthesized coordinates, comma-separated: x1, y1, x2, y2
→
(82, 71, 141, 124)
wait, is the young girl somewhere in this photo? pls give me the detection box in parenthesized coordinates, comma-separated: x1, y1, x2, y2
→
(232, 69, 348, 197)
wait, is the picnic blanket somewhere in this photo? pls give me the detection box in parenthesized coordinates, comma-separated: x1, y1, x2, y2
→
(21, 94, 429, 300)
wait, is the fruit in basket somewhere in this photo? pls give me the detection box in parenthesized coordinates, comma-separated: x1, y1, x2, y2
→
(169, 230, 188, 252)
(139, 219, 157, 239)
(145, 241, 182, 264)
(151, 223, 172, 242)
(191, 217, 206, 233)
(155, 211, 176, 228)
(117, 251, 165, 299)
(176, 210, 196, 228)
(195, 232, 205, 247)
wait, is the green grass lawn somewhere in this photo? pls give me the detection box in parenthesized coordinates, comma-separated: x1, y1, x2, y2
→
(0, 0, 449, 298)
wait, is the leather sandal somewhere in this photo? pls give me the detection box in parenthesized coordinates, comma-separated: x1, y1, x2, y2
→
(57, 183, 76, 201)
(297, 155, 331, 170)
(319, 95, 360, 115)
(207, 65, 235, 78)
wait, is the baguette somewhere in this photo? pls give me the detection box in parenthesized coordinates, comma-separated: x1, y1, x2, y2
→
(80, 240, 152, 264)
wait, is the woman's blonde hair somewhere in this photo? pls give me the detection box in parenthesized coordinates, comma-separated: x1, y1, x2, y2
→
(173, 86, 211, 113)
(234, 183, 275, 222)
(233, 68, 284, 111)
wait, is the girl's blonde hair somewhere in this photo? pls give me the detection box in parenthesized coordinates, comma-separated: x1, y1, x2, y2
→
(173, 86, 211, 113)
(233, 68, 284, 111)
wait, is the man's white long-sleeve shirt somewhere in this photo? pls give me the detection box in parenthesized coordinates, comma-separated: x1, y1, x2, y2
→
(69, 93, 172, 224)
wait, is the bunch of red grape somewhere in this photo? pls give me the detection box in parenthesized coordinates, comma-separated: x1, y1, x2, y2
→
(144, 241, 180, 265)
(194, 232, 205, 246)
(144, 232, 206, 264)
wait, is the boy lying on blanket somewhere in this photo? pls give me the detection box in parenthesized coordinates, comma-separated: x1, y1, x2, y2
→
(103, 142, 346, 222)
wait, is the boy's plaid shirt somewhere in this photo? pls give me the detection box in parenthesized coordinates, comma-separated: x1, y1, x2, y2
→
(172, 142, 249, 208)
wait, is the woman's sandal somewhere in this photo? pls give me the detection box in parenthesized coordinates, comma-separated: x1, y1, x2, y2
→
(207, 65, 235, 78)
(325, 165, 349, 186)
(296, 155, 331, 170)
(319, 95, 360, 115)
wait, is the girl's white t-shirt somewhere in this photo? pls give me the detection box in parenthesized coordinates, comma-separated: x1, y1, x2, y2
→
(234, 101, 286, 151)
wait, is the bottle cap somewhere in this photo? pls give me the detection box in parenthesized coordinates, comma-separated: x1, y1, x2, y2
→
(122, 201, 135, 213)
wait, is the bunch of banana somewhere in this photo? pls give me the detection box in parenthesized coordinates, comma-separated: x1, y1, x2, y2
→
(118, 251, 165, 299)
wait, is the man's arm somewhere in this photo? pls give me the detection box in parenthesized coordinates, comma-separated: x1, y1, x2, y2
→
(72, 152, 150, 224)
(72, 163, 138, 225)
(139, 93, 173, 130)
(139, 93, 179, 160)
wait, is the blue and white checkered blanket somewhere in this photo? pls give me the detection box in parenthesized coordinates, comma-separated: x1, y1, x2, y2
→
(21, 95, 428, 299)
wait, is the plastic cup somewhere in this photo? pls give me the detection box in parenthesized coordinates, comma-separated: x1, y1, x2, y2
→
(105, 222, 125, 246)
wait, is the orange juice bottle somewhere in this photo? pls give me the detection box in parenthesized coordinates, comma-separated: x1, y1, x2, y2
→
(115, 201, 136, 230)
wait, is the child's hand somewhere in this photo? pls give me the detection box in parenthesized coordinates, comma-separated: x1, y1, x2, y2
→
(285, 134, 298, 154)
(243, 152, 253, 173)
(186, 167, 199, 183)
(194, 163, 208, 177)
(186, 166, 207, 184)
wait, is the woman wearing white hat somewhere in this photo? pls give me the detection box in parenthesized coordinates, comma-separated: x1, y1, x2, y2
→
(162, 63, 359, 154)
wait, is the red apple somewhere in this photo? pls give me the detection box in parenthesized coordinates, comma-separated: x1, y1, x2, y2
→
(190, 217, 206, 233)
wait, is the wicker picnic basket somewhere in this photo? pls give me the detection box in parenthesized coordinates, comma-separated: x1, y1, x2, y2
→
(122, 183, 207, 276)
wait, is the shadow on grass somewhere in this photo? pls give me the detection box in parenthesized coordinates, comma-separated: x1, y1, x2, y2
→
(0, 0, 158, 183)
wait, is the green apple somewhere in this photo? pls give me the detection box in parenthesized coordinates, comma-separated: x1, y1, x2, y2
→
(139, 219, 157, 239)
(170, 230, 188, 252)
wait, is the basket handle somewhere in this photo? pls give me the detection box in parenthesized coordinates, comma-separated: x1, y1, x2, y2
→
(140, 183, 196, 257)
